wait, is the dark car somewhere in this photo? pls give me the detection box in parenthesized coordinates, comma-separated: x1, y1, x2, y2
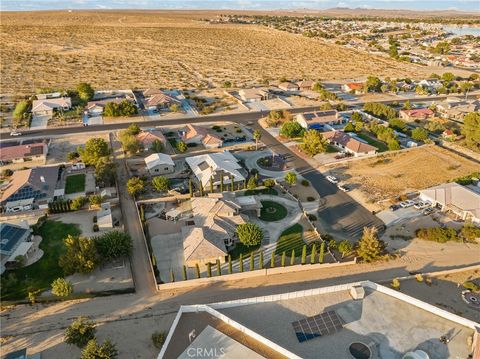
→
(389, 204, 401, 211)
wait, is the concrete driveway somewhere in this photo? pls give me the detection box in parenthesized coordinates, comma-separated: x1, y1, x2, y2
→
(151, 232, 185, 283)
(30, 114, 50, 129)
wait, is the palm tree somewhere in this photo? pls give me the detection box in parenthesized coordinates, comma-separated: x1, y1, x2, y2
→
(253, 130, 261, 151)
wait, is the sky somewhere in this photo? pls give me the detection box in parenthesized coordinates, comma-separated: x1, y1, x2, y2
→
(1, 0, 479, 12)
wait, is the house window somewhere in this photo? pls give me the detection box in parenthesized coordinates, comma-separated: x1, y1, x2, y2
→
(164, 167, 169, 171)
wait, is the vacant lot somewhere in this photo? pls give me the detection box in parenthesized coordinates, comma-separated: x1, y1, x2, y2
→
(65, 173, 86, 194)
(0, 11, 429, 95)
(326, 145, 479, 202)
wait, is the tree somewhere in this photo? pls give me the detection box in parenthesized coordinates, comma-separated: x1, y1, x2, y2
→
(65, 317, 96, 348)
(247, 176, 257, 190)
(95, 158, 116, 187)
(152, 176, 170, 192)
(76, 83, 95, 102)
(169, 103, 181, 112)
(2, 169, 13, 178)
(351, 112, 362, 123)
(104, 100, 137, 117)
(94, 231, 133, 261)
(263, 178, 275, 188)
(89, 194, 102, 207)
(364, 76, 383, 93)
(127, 177, 144, 196)
(319, 242, 325, 264)
(253, 130, 262, 151)
(338, 240, 353, 258)
(59, 235, 99, 275)
(356, 227, 383, 262)
(13, 100, 30, 122)
(28, 288, 41, 304)
(387, 139, 401, 151)
(78, 138, 110, 166)
(301, 245, 307, 264)
(67, 151, 80, 162)
(51, 278, 73, 297)
(151, 139, 163, 153)
(284, 172, 297, 186)
(280, 121, 304, 138)
(81, 339, 118, 359)
(151, 331, 167, 350)
(301, 129, 328, 156)
(344, 122, 355, 132)
(125, 123, 141, 135)
(462, 112, 480, 152)
(14, 255, 25, 268)
(310, 243, 316, 264)
(176, 141, 187, 153)
(411, 127, 429, 141)
(236, 223, 263, 247)
(441, 72, 455, 82)
(119, 130, 141, 155)
(403, 100, 411, 110)
(71, 196, 87, 211)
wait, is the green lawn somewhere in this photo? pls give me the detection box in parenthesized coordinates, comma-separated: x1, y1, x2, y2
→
(259, 200, 288, 222)
(274, 224, 305, 257)
(244, 188, 278, 196)
(326, 144, 339, 153)
(228, 242, 261, 260)
(1, 220, 80, 301)
(167, 138, 177, 148)
(65, 173, 86, 194)
(356, 133, 388, 152)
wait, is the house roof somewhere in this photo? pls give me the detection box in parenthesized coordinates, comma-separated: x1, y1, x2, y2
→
(182, 226, 227, 262)
(0, 166, 59, 203)
(145, 153, 174, 170)
(142, 88, 164, 97)
(144, 92, 180, 107)
(296, 80, 314, 89)
(344, 82, 363, 90)
(185, 152, 245, 187)
(87, 97, 126, 110)
(297, 110, 338, 125)
(322, 131, 376, 154)
(278, 82, 298, 90)
(0, 142, 47, 162)
(420, 182, 480, 219)
(0, 222, 31, 255)
(400, 108, 434, 118)
(136, 130, 167, 147)
(183, 124, 222, 144)
(239, 88, 268, 100)
(32, 97, 71, 112)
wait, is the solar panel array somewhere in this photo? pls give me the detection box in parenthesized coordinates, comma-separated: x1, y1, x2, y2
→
(0, 223, 28, 252)
(292, 310, 343, 343)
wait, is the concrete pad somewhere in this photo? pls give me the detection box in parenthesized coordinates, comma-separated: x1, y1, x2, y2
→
(30, 114, 50, 129)
(87, 115, 103, 125)
(151, 232, 185, 283)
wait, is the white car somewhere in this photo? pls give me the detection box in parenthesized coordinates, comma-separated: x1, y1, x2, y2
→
(414, 201, 430, 210)
(400, 200, 415, 208)
(326, 175, 338, 184)
(337, 184, 349, 192)
(10, 131, 22, 136)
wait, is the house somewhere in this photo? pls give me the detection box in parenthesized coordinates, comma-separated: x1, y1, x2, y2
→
(419, 182, 480, 224)
(145, 153, 175, 175)
(86, 96, 135, 115)
(136, 129, 167, 151)
(296, 80, 314, 91)
(182, 226, 228, 266)
(295, 110, 344, 130)
(158, 281, 479, 359)
(278, 82, 299, 91)
(418, 79, 442, 92)
(0, 140, 49, 166)
(185, 152, 246, 188)
(142, 89, 181, 111)
(0, 166, 60, 207)
(238, 88, 271, 103)
(96, 202, 113, 230)
(442, 129, 456, 141)
(342, 82, 363, 94)
(399, 108, 434, 121)
(0, 222, 34, 274)
(31, 97, 71, 116)
(180, 124, 223, 148)
(436, 98, 480, 120)
(322, 131, 377, 157)
(5, 198, 34, 213)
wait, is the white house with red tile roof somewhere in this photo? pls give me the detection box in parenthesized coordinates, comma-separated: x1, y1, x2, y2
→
(342, 83, 364, 94)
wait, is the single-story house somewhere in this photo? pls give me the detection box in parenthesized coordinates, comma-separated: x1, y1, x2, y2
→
(0, 140, 49, 166)
(143, 89, 181, 111)
(442, 129, 456, 141)
(145, 153, 175, 175)
(31, 97, 71, 116)
(278, 82, 299, 91)
(419, 182, 480, 224)
(322, 131, 377, 157)
(185, 151, 246, 188)
(96, 202, 113, 230)
(399, 108, 434, 121)
(182, 226, 228, 266)
(342, 83, 363, 94)
(136, 129, 167, 151)
(180, 124, 223, 149)
(296, 80, 314, 91)
(0, 222, 34, 274)
(0, 165, 60, 207)
(238, 88, 271, 103)
(295, 110, 344, 130)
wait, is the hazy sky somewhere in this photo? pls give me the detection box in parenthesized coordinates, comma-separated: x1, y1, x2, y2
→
(1, 0, 479, 12)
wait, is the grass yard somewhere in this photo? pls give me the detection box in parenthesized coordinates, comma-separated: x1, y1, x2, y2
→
(356, 133, 388, 152)
(274, 224, 305, 258)
(0, 220, 81, 301)
(228, 242, 261, 260)
(244, 188, 278, 196)
(167, 138, 177, 148)
(65, 173, 86, 194)
(259, 201, 288, 222)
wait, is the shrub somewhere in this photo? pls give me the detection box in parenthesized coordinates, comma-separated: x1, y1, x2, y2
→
(356, 227, 383, 262)
(152, 176, 170, 192)
(51, 278, 73, 297)
(71, 196, 87, 211)
(65, 317, 96, 348)
(236, 223, 264, 247)
(263, 178, 275, 188)
(81, 339, 118, 359)
(416, 227, 459, 243)
(151, 331, 167, 349)
(301, 179, 309, 186)
(94, 231, 133, 261)
(280, 121, 304, 138)
(285, 172, 297, 186)
(391, 278, 401, 290)
(176, 141, 188, 153)
(307, 196, 315, 202)
(93, 224, 99, 232)
(463, 281, 480, 292)
(415, 274, 424, 282)
(308, 214, 317, 221)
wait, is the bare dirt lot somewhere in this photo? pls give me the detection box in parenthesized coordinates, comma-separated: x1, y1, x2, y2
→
(1, 11, 430, 95)
(324, 145, 479, 203)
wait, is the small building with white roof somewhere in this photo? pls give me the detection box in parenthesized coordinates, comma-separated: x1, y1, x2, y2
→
(145, 153, 175, 176)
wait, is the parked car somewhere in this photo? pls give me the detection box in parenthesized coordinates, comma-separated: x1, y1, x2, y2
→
(422, 207, 435, 216)
(337, 184, 350, 192)
(414, 201, 430, 210)
(326, 175, 338, 184)
(389, 204, 401, 212)
(10, 131, 21, 136)
(400, 200, 415, 208)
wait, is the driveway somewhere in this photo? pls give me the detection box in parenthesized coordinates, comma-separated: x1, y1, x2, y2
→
(30, 114, 50, 129)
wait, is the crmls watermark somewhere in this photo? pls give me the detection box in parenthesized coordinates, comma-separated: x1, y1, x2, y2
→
(186, 347, 226, 357)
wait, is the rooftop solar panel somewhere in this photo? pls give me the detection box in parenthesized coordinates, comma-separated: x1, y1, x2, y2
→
(292, 310, 343, 343)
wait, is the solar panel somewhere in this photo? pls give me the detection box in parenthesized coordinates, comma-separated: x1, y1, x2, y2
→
(292, 311, 343, 343)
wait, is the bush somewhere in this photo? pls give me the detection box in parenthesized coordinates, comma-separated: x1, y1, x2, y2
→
(463, 281, 480, 292)
(152, 176, 170, 192)
(263, 178, 275, 188)
(81, 339, 118, 359)
(71, 196, 88, 211)
(65, 317, 96, 348)
(301, 179, 309, 186)
(51, 278, 73, 297)
(151, 331, 167, 349)
(460, 225, 480, 241)
(391, 278, 401, 290)
(176, 141, 187, 153)
(307, 196, 315, 202)
(89, 195, 102, 207)
(94, 231, 133, 261)
(416, 227, 459, 243)
(93, 224, 99, 232)
(308, 214, 317, 221)
(280, 121, 304, 138)
(236, 223, 264, 247)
